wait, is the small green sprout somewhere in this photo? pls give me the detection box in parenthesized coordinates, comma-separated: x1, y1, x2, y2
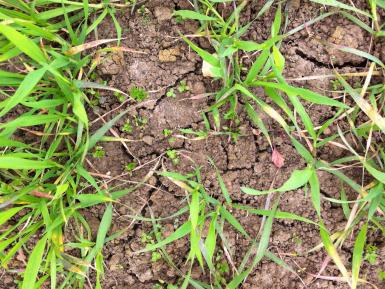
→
(89, 90, 100, 107)
(139, 5, 146, 16)
(138, 5, 151, 23)
(134, 115, 148, 127)
(90, 72, 97, 80)
(130, 86, 148, 102)
(125, 162, 137, 173)
(92, 146, 105, 158)
(122, 121, 133, 133)
(378, 271, 385, 281)
(141, 233, 153, 244)
(365, 244, 378, 265)
(216, 260, 229, 274)
(166, 149, 179, 165)
(162, 129, 173, 137)
(151, 251, 162, 262)
(177, 80, 189, 93)
(166, 88, 176, 97)
(114, 91, 126, 102)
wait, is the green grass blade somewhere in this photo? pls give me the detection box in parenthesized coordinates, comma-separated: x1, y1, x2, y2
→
(86, 203, 113, 262)
(310, 0, 371, 17)
(137, 221, 192, 253)
(337, 74, 385, 132)
(0, 206, 24, 227)
(0, 156, 56, 169)
(174, 10, 217, 21)
(220, 207, 249, 237)
(21, 236, 47, 289)
(0, 24, 47, 64)
(241, 167, 313, 195)
(320, 225, 351, 285)
(0, 68, 47, 117)
(352, 223, 367, 289)
(309, 169, 321, 216)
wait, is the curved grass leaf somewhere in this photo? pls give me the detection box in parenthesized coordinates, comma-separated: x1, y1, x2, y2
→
(0, 206, 25, 227)
(0, 156, 56, 169)
(241, 167, 313, 195)
(0, 68, 47, 117)
(0, 23, 47, 64)
(337, 74, 385, 132)
(21, 236, 47, 289)
(352, 223, 367, 289)
(137, 221, 192, 253)
(310, 0, 371, 17)
(320, 225, 351, 285)
(173, 10, 217, 21)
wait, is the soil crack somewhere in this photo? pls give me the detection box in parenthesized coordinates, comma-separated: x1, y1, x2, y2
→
(295, 48, 367, 69)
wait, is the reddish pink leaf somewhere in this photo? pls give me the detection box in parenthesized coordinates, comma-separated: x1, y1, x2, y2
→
(272, 148, 284, 168)
(31, 190, 53, 199)
(16, 249, 26, 263)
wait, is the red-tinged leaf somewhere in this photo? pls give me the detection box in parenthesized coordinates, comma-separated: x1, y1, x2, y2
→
(16, 249, 27, 263)
(31, 190, 53, 199)
(272, 148, 284, 168)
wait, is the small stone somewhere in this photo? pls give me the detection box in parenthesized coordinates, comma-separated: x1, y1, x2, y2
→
(158, 47, 180, 62)
(109, 254, 121, 271)
(148, 176, 157, 186)
(287, 0, 300, 11)
(4, 276, 13, 284)
(98, 52, 124, 75)
(138, 269, 153, 282)
(191, 81, 205, 95)
(324, 127, 331, 135)
(124, 275, 135, 285)
(154, 6, 173, 21)
(142, 136, 154, 145)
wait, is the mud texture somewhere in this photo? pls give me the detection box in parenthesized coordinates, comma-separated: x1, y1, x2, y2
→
(1, 0, 385, 289)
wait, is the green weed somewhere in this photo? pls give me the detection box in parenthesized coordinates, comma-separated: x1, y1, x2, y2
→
(166, 88, 176, 98)
(93, 146, 106, 158)
(166, 150, 179, 166)
(130, 86, 148, 102)
(177, 80, 190, 93)
(0, 0, 137, 288)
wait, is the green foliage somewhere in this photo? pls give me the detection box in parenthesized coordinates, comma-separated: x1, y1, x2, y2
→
(151, 251, 162, 262)
(114, 91, 126, 102)
(125, 162, 137, 173)
(130, 86, 148, 102)
(166, 88, 176, 97)
(0, 1, 135, 288)
(93, 146, 106, 158)
(136, 168, 297, 288)
(163, 129, 173, 137)
(177, 80, 190, 93)
(166, 149, 179, 165)
(122, 120, 133, 133)
(2, 0, 385, 288)
(365, 244, 379, 265)
(174, 1, 385, 288)
(134, 115, 148, 127)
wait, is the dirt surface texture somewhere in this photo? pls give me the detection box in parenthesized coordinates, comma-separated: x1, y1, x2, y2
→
(88, 1, 384, 289)
(2, 0, 385, 289)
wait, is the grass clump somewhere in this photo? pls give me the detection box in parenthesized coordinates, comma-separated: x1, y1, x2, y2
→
(0, 0, 137, 288)
(1, 0, 385, 288)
